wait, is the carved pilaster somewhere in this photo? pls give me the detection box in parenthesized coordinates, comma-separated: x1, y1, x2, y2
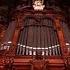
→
(54, 16, 68, 56)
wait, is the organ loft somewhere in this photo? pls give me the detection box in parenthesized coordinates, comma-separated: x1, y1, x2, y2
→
(0, 0, 70, 70)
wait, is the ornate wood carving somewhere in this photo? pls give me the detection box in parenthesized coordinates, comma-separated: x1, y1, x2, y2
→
(0, 4, 69, 70)
(2, 56, 14, 70)
(30, 59, 49, 70)
(54, 17, 68, 56)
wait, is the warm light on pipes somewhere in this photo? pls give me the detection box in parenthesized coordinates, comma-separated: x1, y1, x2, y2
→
(8, 41, 12, 44)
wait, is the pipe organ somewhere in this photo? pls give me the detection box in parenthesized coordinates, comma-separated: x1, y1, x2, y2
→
(16, 16, 61, 56)
(0, 1, 70, 70)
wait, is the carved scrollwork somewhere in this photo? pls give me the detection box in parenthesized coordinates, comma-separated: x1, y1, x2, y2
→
(2, 56, 14, 70)
(30, 59, 49, 70)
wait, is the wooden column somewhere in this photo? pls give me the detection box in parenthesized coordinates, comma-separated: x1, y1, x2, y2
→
(11, 14, 24, 55)
(54, 17, 68, 56)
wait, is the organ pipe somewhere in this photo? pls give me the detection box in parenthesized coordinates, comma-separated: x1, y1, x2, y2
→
(16, 17, 62, 56)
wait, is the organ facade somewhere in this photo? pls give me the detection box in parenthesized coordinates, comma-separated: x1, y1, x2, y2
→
(0, 0, 70, 70)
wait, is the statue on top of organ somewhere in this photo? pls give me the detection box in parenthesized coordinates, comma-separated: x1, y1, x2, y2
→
(33, 0, 45, 10)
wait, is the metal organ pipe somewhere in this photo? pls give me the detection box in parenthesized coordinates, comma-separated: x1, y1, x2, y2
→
(16, 17, 62, 56)
(17, 30, 23, 55)
(22, 27, 26, 55)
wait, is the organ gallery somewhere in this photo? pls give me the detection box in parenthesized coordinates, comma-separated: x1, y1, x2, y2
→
(0, 0, 70, 70)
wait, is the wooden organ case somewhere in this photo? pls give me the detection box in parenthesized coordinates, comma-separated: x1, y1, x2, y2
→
(0, 5, 70, 70)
